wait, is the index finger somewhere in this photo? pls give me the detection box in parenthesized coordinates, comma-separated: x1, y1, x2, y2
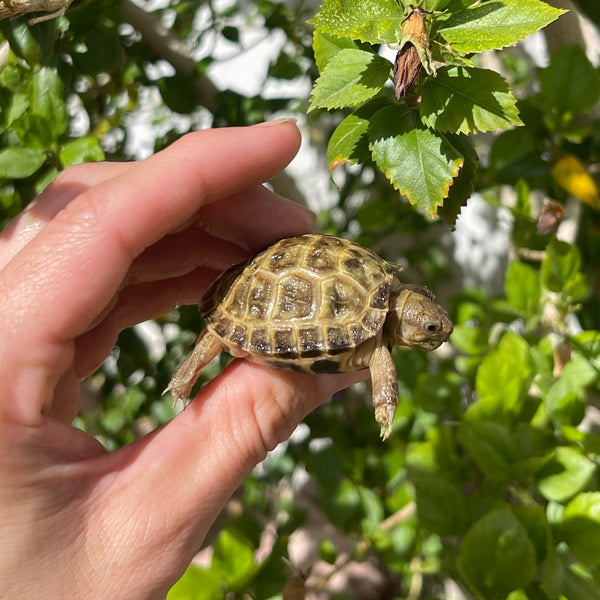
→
(0, 121, 302, 423)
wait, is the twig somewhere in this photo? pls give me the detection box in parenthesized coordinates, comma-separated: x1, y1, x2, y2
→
(0, 0, 70, 20)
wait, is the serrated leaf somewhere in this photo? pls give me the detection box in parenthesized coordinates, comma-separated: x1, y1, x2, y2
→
(368, 104, 463, 214)
(437, 132, 477, 227)
(430, 39, 474, 68)
(457, 507, 537, 600)
(313, 30, 359, 72)
(437, 0, 567, 53)
(420, 66, 522, 134)
(0, 147, 46, 179)
(309, 49, 391, 112)
(309, 0, 405, 45)
(326, 98, 390, 173)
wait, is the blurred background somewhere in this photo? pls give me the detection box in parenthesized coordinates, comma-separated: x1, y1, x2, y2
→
(2, 0, 600, 598)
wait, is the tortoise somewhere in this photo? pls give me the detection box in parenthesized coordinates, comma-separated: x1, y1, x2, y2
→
(167, 234, 453, 440)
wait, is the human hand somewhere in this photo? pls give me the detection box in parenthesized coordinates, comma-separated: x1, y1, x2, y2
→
(0, 121, 362, 598)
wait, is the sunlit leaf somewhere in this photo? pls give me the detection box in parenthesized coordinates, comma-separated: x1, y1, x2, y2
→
(368, 104, 463, 214)
(313, 30, 359, 72)
(309, 0, 405, 45)
(536, 447, 596, 503)
(562, 493, 600, 565)
(437, 0, 567, 53)
(0, 147, 46, 179)
(59, 136, 105, 167)
(326, 98, 389, 173)
(420, 66, 522, 134)
(309, 49, 391, 112)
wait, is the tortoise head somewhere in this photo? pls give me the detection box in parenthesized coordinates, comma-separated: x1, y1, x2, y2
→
(385, 284, 453, 350)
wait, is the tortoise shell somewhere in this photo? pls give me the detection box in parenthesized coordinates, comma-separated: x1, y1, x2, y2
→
(199, 234, 401, 374)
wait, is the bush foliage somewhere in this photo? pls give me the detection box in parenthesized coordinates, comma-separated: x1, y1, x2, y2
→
(2, 0, 600, 598)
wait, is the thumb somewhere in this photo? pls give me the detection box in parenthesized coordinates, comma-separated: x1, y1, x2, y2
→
(91, 362, 364, 588)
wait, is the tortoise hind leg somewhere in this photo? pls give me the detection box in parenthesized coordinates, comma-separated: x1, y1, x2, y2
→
(369, 345, 399, 440)
(166, 329, 223, 405)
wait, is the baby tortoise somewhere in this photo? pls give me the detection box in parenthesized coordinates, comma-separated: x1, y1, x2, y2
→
(167, 234, 453, 440)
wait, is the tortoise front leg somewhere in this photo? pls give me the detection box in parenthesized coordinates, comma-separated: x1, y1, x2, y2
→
(166, 329, 223, 405)
(369, 345, 399, 440)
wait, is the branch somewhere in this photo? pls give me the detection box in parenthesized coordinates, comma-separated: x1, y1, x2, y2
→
(118, 0, 306, 205)
(0, 0, 70, 20)
(119, 0, 219, 112)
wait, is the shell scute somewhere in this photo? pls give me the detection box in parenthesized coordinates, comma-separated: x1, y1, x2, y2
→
(230, 324, 248, 346)
(248, 274, 273, 320)
(327, 326, 352, 354)
(249, 328, 272, 355)
(274, 274, 315, 320)
(264, 238, 304, 274)
(273, 328, 298, 359)
(319, 277, 365, 322)
(298, 326, 326, 358)
(304, 244, 338, 274)
(369, 282, 390, 310)
(204, 234, 397, 363)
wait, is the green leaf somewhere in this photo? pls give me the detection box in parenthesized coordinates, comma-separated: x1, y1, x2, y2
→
(541, 239, 583, 296)
(313, 30, 359, 72)
(505, 261, 541, 315)
(458, 507, 537, 600)
(309, 49, 391, 112)
(437, 0, 567, 53)
(413, 475, 467, 535)
(545, 352, 596, 426)
(437, 132, 478, 227)
(29, 67, 68, 140)
(512, 505, 550, 564)
(167, 564, 223, 600)
(72, 28, 125, 75)
(562, 493, 600, 564)
(542, 551, 600, 600)
(430, 39, 474, 68)
(539, 45, 600, 117)
(420, 66, 522, 134)
(0, 147, 46, 179)
(536, 447, 596, 503)
(59, 137, 105, 167)
(10, 113, 56, 149)
(212, 529, 257, 588)
(326, 98, 389, 173)
(473, 331, 532, 423)
(309, 0, 405, 45)
(0, 17, 57, 66)
(458, 420, 518, 482)
(489, 127, 538, 177)
(358, 485, 385, 532)
(368, 104, 463, 214)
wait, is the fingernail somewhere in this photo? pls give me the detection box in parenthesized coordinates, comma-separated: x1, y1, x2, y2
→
(255, 117, 298, 127)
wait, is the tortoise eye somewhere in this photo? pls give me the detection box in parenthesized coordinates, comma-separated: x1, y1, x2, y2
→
(426, 323, 438, 333)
